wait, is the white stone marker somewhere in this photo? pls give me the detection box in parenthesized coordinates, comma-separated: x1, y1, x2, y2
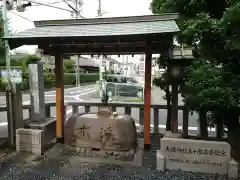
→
(156, 150, 165, 171)
(29, 62, 45, 121)
(160, 137, 231, 174)
(16, 128, 44, 155)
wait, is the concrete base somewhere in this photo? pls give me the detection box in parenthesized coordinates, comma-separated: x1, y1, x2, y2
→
(68, 145, 143, 167)
(156, 151, 239, 178)
(156, 150, 164, 171)
(46, 138, 144, 167)
(228, 159, 239, 178)
(164, 131, 182, 138)
(24, 117, 56, 147)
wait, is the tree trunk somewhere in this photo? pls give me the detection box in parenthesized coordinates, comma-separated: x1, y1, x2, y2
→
(166, 86, 171, 131)
(224, 113, 240, 161)
(199, 109, 208, 139)
(216, 112, 224, 140)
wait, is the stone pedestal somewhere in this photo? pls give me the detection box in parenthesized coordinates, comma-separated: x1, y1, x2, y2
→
(24, 117, 56, 147)
(28, 62, 45, 121)
(164, 131, 182, 138)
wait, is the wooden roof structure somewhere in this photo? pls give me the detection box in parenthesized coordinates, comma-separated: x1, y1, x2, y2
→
(4, 13, 179, 55)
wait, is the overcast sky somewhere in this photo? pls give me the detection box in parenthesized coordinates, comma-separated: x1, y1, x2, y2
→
(8, 0, 154, 61)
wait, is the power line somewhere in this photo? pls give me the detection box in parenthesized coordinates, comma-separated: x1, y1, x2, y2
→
(9, 10, 33, 22)
(27, 0, 78, 14)
(31, 0, 65, 6)
(62, 0, 84, 18)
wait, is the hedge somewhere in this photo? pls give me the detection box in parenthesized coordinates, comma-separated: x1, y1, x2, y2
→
(0, 72, 99, 91)
(44, 73, 99, 88)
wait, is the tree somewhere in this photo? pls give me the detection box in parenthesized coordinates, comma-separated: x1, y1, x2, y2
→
(0, 11, 14, 65)
(153, 55, 172, 131)
(0, 12, 5, 59)
(150, 0, 240, 141)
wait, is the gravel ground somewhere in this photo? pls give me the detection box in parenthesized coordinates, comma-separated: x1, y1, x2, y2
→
(0, 134, 238, 180)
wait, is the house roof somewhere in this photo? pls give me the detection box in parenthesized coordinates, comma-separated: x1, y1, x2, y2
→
(4, 14, 179, 55)
(71, 56, 98, 67)
(105, 56, 121, 65)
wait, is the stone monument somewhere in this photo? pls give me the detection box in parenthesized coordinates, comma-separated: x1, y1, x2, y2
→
(64, 95, 141, 165)
(157, 137, 239, 178)
(28, 62, 45, 121)
(23, 62, 56, 148)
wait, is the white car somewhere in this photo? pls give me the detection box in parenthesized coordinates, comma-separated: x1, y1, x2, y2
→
(135, 77, 144, 87)
(135, 76, 153, 87)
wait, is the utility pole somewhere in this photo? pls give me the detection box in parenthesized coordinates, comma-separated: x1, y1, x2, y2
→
(97, 0, 103, 82)
(97, 0, 102, 17)
(2, 0, 14, 147)
(97, 0, 104, 99)
(70, 0, 82, 86)
(2, 0, 11, 84)
(2, 0, 32, 147)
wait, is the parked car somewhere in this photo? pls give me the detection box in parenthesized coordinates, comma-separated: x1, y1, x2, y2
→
(135, 76, 153, 87)
(135, 76, 144, 87)
(104, 74, 144, 99)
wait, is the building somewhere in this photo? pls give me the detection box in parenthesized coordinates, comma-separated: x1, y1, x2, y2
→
(138, 55, 161, 77)
(71, 55, 99, 73)
(138, 47, 194, 77)
(92, 56, 121, 73)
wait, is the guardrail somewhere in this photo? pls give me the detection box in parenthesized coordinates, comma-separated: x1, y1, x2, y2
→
(0, 101, 189, 135)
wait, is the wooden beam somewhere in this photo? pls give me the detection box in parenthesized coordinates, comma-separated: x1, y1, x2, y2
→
(43, 43, 165, 55)
(144, 45, 152, 150)
(55, 53, 65, 143)
(8, 34, 169, 50)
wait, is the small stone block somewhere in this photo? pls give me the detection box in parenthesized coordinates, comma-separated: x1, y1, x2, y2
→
(16, 145, 42, 156)
(156, 150, 165, 171)
(16, 128, 43, 155)
(228, 159, 239, 178)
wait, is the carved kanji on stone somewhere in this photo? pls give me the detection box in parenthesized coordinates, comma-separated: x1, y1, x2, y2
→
(100, 125, 121, 148)
(75, 124, 91, 140)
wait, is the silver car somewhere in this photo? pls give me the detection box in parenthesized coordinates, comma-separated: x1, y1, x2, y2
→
(105, 75, 144, 99)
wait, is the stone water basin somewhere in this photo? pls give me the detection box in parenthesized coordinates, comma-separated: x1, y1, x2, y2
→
(64, 110, 137, 152)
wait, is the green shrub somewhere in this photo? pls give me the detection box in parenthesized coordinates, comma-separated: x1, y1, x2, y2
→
(21, 55, 41, 68)
(64, 60, 74, 69)
(0, 72, 99, 91)
(63, 73, 99, 85)
(66, 69, 75, 73)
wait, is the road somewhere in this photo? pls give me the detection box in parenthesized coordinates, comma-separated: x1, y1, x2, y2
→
(0, 84, 216, 138)
(0, 84, 97, 137)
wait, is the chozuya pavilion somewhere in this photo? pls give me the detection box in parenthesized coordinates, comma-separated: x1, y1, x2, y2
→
(4, 13, 180, 149)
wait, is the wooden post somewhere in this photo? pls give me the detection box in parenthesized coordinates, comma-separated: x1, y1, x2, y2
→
(182, 104, 189, 138)
(144, 48, 152, 150)
(169, 44, 179, 134)
(55, 53, 65, 143)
